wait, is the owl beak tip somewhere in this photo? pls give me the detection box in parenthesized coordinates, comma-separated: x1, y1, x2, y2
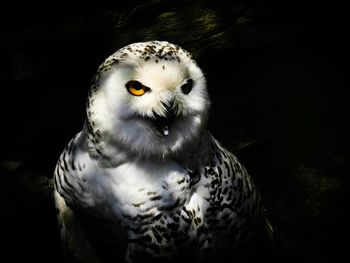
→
(161, 126, 170, 136)
(154, 116, 171, 136)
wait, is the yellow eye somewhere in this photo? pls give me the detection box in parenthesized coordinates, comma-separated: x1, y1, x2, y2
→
(125, 80, 150, 96)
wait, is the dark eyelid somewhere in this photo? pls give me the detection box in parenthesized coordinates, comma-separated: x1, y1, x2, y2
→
(126, 80, 142, 89)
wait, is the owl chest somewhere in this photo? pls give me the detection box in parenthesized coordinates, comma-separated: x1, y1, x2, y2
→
(78, 160, 194, 221)
(73, 156, 252, 256)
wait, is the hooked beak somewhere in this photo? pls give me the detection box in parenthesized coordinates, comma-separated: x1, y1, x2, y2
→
(151, 101, 177, 136)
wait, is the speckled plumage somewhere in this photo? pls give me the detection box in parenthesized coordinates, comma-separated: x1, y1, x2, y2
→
(54, 41, 272, 263)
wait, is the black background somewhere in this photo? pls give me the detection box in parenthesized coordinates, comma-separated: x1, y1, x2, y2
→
(1, 0, 349, 262)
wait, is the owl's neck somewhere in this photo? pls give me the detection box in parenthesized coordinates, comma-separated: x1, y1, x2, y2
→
(82, 119, 211, 169)
(81, 119, 133, 167)
(174, 130, 212, 170)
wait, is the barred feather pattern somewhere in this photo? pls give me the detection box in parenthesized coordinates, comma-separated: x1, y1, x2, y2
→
(54, 132, 265, 263)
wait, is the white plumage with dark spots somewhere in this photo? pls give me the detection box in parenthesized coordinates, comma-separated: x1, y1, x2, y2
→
(53, 41, 274, 263)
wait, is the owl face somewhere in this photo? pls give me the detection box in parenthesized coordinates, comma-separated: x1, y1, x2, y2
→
(88, 41, 210, 158)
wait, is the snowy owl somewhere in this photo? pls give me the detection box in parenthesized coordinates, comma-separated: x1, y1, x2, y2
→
(53, 41, 273, 263)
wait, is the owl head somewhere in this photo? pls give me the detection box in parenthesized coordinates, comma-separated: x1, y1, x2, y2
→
(86, 41, 210, 160)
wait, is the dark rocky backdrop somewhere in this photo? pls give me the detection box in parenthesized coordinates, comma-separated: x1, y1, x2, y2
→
(1, 0, 349, 262)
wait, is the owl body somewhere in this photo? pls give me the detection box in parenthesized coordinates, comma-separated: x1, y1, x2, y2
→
(54, 41, 269, 263)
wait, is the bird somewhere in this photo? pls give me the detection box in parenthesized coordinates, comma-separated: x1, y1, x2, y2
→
(53, 41, 274, 263)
